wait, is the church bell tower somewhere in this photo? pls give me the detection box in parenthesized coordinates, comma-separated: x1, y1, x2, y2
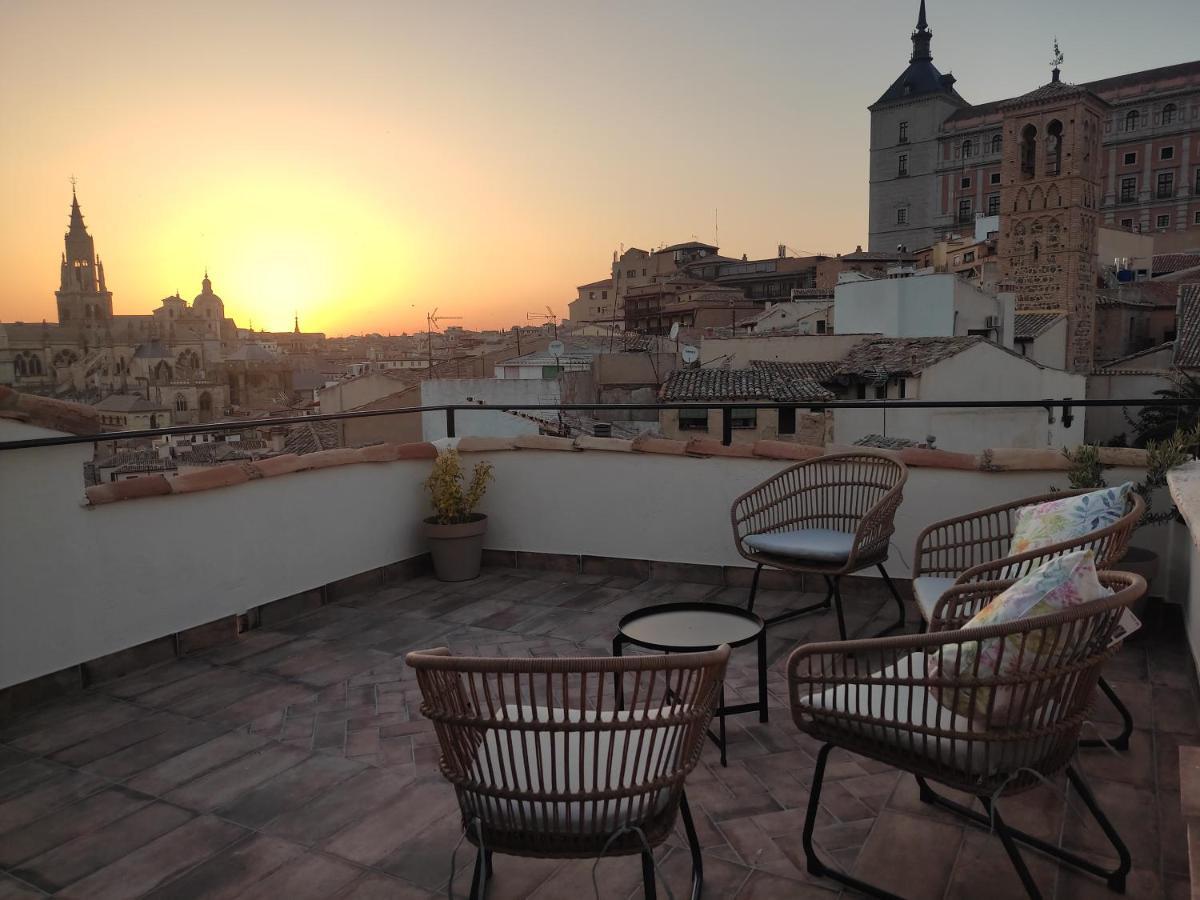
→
(55, 186, 114, 325)
(997, 47, 1106, 372)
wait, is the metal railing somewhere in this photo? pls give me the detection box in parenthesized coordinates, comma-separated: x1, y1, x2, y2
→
(2, 396, 1198, 453)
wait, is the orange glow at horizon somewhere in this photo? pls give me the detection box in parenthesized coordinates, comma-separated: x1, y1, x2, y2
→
(3, 1, 1198, 335)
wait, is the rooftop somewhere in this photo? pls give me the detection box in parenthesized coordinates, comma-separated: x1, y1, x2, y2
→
(1175, 285, 1200, 369)
(0, 563, 1191, 898)
(1014, 313, 1065, 341)
(659, 367, 835, 403)
(832, 335, 982, 378)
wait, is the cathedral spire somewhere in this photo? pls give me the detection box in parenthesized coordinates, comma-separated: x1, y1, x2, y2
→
(68, 187, 87, 236)
(910, 0, 933, 63)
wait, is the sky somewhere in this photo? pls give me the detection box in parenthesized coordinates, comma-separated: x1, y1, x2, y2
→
(2, 0, 1198, 336)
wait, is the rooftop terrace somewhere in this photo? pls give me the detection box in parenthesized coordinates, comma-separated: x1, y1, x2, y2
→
(0, 564, 1196, 899)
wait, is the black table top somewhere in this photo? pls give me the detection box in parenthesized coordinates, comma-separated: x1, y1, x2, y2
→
(617, 601, 764, 653)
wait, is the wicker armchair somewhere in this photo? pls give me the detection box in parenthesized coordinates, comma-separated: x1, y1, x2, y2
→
(912, 488, 1145, 748)
(406, 645, 730, 900)
(731, 451, 908, 637)
(788, 572, 1146, 899)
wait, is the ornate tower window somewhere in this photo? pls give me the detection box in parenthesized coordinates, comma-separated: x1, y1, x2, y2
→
(1045, 120, 1063, 176)
(1162, 103, 1176, 125)
(1020, 125, 1038, 178)
(1124, 110, 1139, 131)
(991, 134, 1002, 154)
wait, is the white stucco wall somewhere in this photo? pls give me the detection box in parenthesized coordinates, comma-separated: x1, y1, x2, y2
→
(0, 417, 1163, 690)
(419, 378, 559, 441)
(834, 273, 1013, 348)
(0, 419, 428, 690)
(832, 343, 1086, 452)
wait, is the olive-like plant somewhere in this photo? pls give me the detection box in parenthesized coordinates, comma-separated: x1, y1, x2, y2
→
(425, 449, 494, 525)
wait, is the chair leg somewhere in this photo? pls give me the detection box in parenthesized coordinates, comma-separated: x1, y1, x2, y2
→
(468, 847, 491, 899)
(1078, 677, 1133, 751)
(980, 796, 1043, 899)
(679, 790, 704, 900)
(874, 564, 906, 637)
(761, 574, 834, 628)
(747, 563, 763, 612)
(915, 771, 1130, 894)
(832, 578, 848, 642)
(801, 743, 904, 898)
(641, 850, 657, 900)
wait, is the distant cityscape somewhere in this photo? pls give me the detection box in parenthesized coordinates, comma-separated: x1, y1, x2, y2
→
(0, 3, 1197, 481)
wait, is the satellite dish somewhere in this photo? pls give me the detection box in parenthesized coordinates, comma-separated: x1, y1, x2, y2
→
(681, 345, 700, 364)
(548, 340, 565, 357)
(668, 322, 680, 341)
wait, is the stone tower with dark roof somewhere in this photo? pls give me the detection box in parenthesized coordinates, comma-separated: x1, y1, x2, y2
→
(55, 189, 114, 326)
(996, 59, 1107, 373)
(867, 1, 966, 252)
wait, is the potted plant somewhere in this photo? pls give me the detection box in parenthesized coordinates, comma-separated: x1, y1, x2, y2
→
(1062, 424, 1198, 608)
(424, 449, 494, 582)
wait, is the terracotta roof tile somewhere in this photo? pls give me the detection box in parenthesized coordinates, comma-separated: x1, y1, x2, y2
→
(1154, 252, 1200, 276)
(1174, 285, 1200, 368)
(1013, 313, 1064, 340)
(832, 336, 980, 378)
(0, 387, 102, 436)
(659, 367, 834, 403)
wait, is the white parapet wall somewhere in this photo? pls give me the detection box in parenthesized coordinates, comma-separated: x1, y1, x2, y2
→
(0, 426, 1169, 691)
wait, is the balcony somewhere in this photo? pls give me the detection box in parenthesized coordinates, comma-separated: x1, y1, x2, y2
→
(1, 397, 1198, 898)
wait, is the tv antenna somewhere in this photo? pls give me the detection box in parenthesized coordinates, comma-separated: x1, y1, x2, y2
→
(526, 306, 558, 339)
(426, 308, 462, 375)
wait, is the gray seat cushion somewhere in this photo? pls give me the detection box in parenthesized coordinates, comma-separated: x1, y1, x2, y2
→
(743, 528, 856, 563)
(913, 576, 958, 621)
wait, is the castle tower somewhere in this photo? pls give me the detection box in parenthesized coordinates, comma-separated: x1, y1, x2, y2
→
(867, 1, 967, 252)
(996, 50, 1106, 372)
(55, 188, 114, 325)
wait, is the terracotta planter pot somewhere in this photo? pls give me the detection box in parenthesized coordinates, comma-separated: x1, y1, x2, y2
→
(425, 514, 487, 582)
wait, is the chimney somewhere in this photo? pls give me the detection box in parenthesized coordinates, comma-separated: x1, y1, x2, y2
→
(778, 244, 787, 258)
(269, 427, 286, 453)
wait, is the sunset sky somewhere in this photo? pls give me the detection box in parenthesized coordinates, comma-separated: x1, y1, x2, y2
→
(2, 1, 1198, 336)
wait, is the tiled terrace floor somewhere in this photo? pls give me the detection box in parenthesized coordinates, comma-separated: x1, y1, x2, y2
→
(1, 567, 1196, 899)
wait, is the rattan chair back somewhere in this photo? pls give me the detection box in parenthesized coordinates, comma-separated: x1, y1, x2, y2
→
(731, 451, 908, 576)
(406, 646, 729, 857)
(788, 571, 1145, 795)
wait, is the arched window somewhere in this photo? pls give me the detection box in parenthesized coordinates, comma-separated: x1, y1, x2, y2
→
(1162, 103, 1176, 125)
(1032, 241, 1041, 262)
(176, 349, 200, 376)
(991, 134, 1002, 154)
(175, 393, 188, 412)
(14, 355, 26, 377)
(154, 360, 172, 381)
(1125, 110, 1139, 131)
(961, 139, 972, 158)
(30, 355, 42, 375)
(1020, 124, 1037, 177)
(1046, 120, 1063, 176)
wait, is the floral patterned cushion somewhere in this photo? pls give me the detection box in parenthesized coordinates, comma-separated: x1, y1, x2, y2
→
(1007, 483, 1133, 559)
(927, 550, 1110, 724)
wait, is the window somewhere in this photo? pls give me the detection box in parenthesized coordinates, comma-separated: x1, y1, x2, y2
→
(1195, 168, 1200, 194)
(601, 290, 607, 299)
(990, 172, 1001, 185)
(960, 176, 971, 189)
(816, 319, 827, 334)
(855, 384, 866, 399)
(1157, 214, 1170, 228)
(987, 193, 1000, 215)
(990, 134, 1002, 154)
(958, 198, 972, 222)
(1121, 218, 1134, 228)
(627, 269, 635, 277)
(898, 379, 907, 399)
(174, 394, 188, 412)
(961, 139, 972, 158)
(1161, 146, 1175, 161)
(898, 121, 908, 143)
(896, 208, 908, 225)
(1125, 110, 1139, 130)
(963, 251, 976, 263)
(1163, 103, 1177, 125)
(1157, 172, 1174, 199)
(641, 268, 647, 276)
(874, 385, 887, 400)
(589, 291, 595, 299)
(730, 408, 757, 429)
(778, 407, 796, 435)
(1123, 151, 1137, 165)
(1194, 212, 1200, 225)
(1020, 124, 1037, 177)
(1120, 176, 1137, 202)
(1046, 120, 1063, 176)
(678, 408, 708, 432)
(898, 154, 908, 177)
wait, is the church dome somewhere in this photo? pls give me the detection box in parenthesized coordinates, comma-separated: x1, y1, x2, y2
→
(193, 272, 223, 306)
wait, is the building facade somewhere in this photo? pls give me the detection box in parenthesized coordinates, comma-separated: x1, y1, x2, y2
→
(869, 4, 1200, 255)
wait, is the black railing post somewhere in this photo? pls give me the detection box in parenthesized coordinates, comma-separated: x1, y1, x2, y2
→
(1061, 399, 1074, 429)
(445, 408, 456, 438)
(721, 407, 732, 446)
